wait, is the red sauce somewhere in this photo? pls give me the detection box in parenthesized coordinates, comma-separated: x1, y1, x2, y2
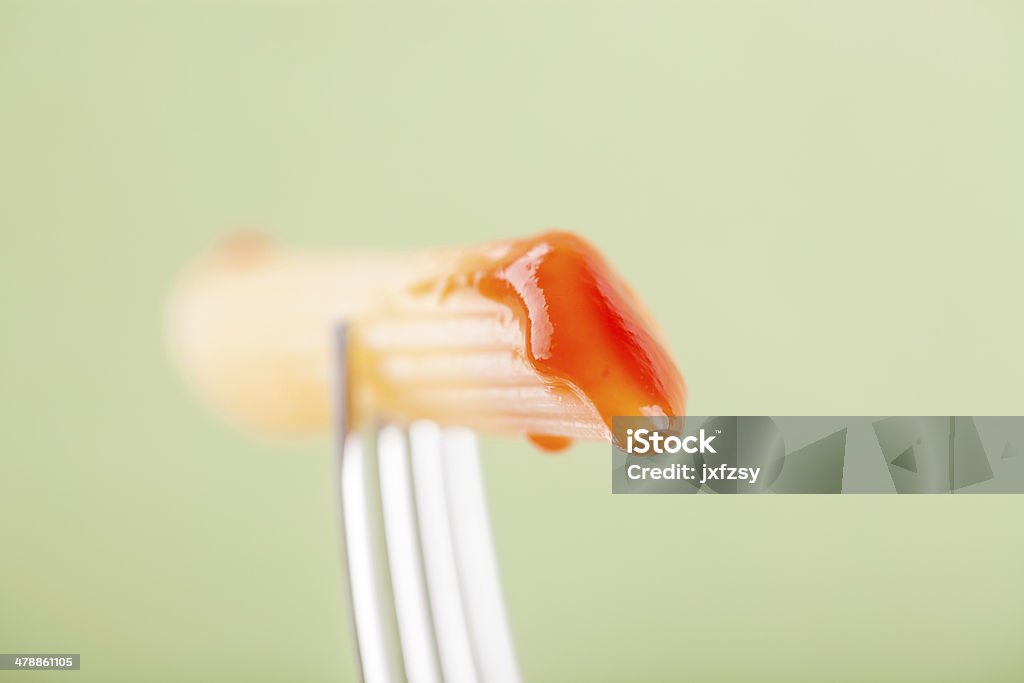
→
(527, 434, 575, 453)
(470, 231, 686, 450)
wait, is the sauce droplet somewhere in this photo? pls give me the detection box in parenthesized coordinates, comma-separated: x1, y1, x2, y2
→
(527, 434, 574, 453)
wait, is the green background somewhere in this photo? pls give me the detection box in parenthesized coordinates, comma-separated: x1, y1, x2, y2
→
(2, 1, 1022, 680)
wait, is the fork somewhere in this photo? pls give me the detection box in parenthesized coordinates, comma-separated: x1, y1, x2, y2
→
(331, 323, 522, 683)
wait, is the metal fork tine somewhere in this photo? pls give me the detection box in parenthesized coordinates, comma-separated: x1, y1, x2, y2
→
(439, 428, 522, 683)
(334, 325, 400, 683)
(338, 434, 395, 683)
(409, 421, 480, 683)
(378, 425, 443, 683)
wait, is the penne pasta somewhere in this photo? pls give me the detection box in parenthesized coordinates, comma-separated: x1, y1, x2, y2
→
(167, 231, 685, 450)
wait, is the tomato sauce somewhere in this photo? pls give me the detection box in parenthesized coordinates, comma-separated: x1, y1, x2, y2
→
(471, 231, 686, 451)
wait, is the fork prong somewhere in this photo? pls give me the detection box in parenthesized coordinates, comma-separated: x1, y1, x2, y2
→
(334, 324, 401, 683)
(378, 425, 443, 683)
(409, 421, 480, 683)
(439, 428, 522, 683)
(339, 433, 397, 683)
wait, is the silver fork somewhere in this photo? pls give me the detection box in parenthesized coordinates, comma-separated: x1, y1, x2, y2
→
(332, 323, 522, 683)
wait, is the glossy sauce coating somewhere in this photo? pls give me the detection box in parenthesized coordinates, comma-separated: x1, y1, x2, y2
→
(470, 231, 686, 450)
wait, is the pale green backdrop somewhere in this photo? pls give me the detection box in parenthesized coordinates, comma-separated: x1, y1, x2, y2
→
(1, 1, 1022, 681)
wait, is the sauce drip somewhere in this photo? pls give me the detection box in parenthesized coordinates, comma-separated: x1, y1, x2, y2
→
(527, 434, 575, 453)
(470, 231, 686, 449)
